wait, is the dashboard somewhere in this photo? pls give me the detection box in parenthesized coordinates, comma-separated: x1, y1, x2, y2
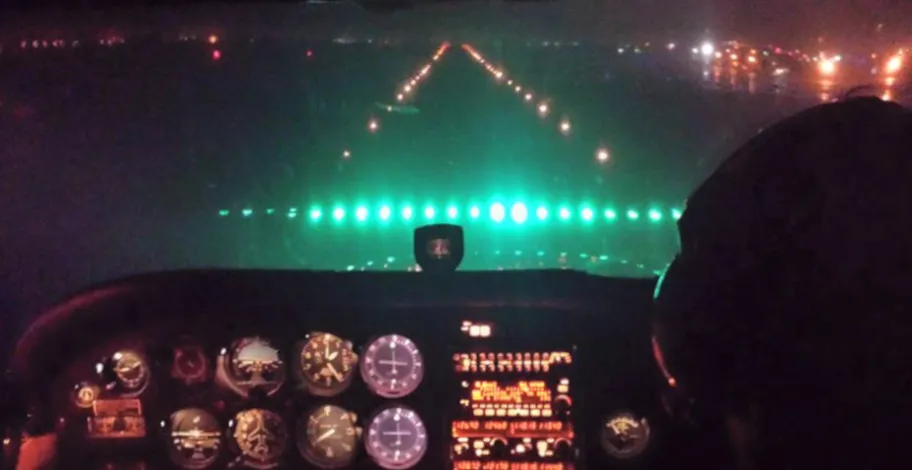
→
(2, 269, 680, 470)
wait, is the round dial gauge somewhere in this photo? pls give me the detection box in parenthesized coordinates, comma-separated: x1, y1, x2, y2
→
(360, 334, 424, 398)
(172, 345, 209, 385)
(299, 333, 357, 396)
(297, 405, 359, 469)
(231, 409, 288, 469)
(600, 412, 651, 459)
(226, 337, 286, 396)
(71, 382, 101, 408)
(365, 406, 427, 470)
(107, 350, 150, 395)
(167, 408, 222, 470)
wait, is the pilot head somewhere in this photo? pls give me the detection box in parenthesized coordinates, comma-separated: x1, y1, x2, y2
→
(653, 97, 912, 470)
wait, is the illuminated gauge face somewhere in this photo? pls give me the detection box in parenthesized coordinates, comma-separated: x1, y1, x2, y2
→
(297, 405, 359, 469)
(228, 337, 285, 396)
(600, 412, 651, 459)
(71, 381, 101, 408)
(231, 409, 288, 469)
(107, 350, 150, 395)
(167, 408, 222, 470)
(365, 406, 427, 470)
(172, 345, 209, 385)
(299, 333, 357, 397)
(360, 334, 424, 398)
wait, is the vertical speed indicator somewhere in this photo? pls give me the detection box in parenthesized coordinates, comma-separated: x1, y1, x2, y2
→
(360, 334, 424, 398)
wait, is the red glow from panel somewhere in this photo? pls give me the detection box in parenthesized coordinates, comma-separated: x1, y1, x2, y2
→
(454, 462, 570, 470)
(452, 420, 573, 439)
(471, 380, 551, 405)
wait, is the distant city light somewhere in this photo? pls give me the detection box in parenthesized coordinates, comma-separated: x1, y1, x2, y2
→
(886, 55, 903, 74)
(818, 59, 836, 76)
(700, 42, 714, 57)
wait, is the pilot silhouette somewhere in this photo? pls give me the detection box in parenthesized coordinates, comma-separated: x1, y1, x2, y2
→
(653, 97, 912, 470)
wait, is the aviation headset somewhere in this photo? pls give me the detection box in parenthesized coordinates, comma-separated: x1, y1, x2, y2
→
(650, 97, 912, 429)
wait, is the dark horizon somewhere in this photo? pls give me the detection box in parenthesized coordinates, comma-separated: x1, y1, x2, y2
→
(2, 0, 910, 48)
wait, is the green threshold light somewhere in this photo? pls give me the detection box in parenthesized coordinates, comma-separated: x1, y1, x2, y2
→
(220, 201, 682, 225)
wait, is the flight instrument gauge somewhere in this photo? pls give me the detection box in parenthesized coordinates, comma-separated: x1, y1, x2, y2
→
(167, 408, 222, 470)
(231, 408, 288, 469)
(103, 350, 150, 396)
(360, 334, 424, 398)
(600, 411, 651, 459)
(365, 406, 427, 470)
(223, 337, 286, 397)
(297, 405, 360, 469)
(172, 345, 209, 385)
(299, 332, 358, 396)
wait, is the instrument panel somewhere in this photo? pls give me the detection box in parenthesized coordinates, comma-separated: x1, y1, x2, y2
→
(64, 330, 434, 470)
(35, 276, 659, 470)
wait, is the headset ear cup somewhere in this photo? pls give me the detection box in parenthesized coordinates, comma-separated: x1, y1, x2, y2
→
(654, 252, 756, 426)
(653, 255, 697, 387)
(653, 256, 701, 426)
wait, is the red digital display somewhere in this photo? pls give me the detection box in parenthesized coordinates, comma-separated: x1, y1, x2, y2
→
(453, 462, 571, 470)
(87, 399, 146, 439)
(450, 340, 574, 467)
(452, 421, 573, 439)
(471, 380, 551, 405)
(459, 378, 571, 418)
(454, 352, 572, 373)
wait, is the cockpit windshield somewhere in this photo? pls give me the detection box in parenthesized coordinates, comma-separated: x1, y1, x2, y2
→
(2, 0, 909, 324)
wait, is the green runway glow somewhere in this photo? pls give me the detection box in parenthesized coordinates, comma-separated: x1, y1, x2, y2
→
(219, 201, 683, 225)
